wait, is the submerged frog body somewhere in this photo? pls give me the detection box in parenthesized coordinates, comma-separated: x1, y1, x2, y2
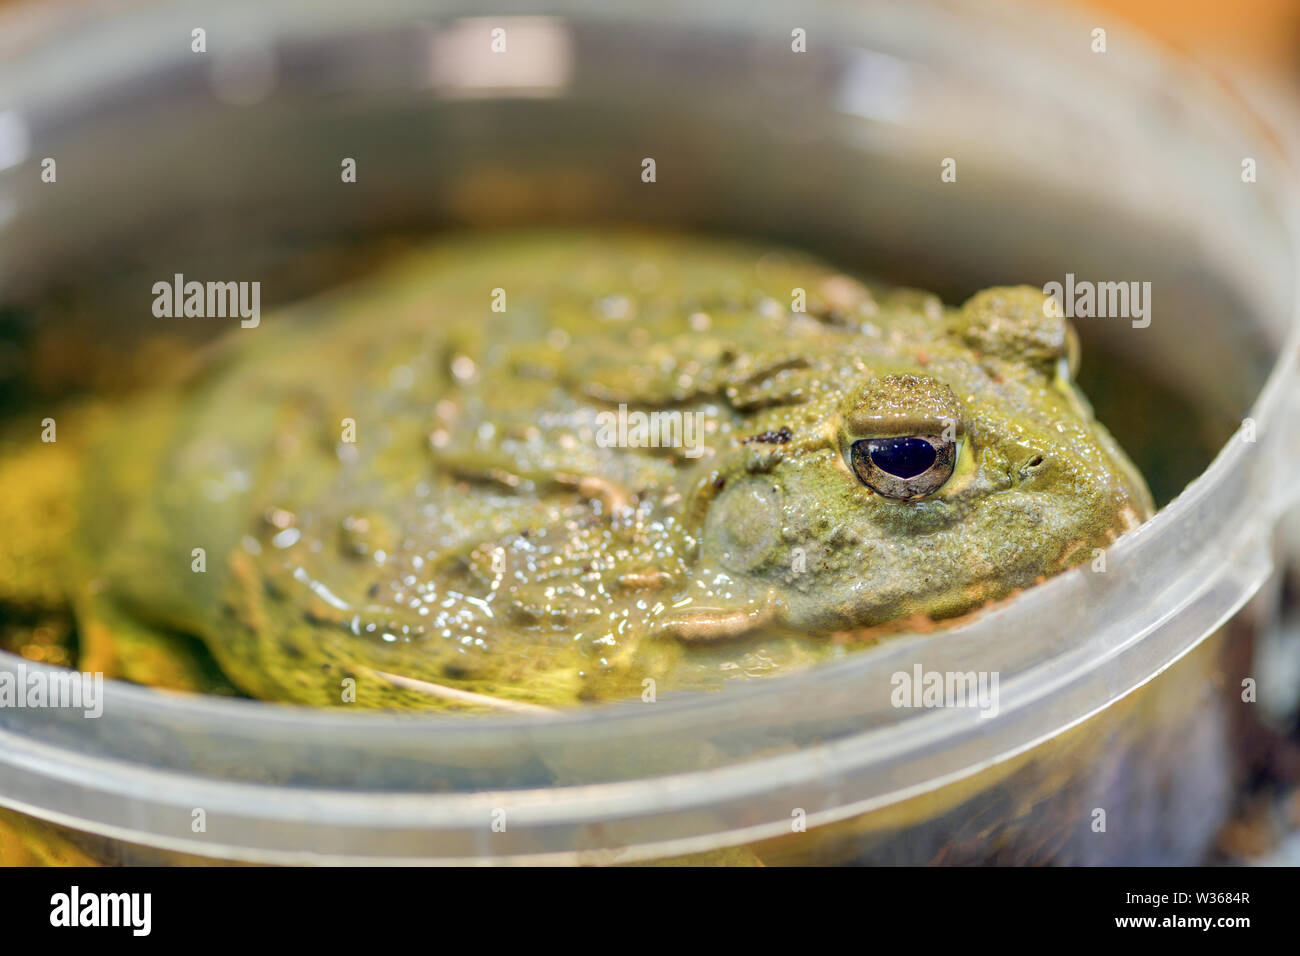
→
(55, 231, 1151, 710)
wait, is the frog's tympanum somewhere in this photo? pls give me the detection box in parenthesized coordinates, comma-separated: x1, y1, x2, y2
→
(5, 231, 1153, 711)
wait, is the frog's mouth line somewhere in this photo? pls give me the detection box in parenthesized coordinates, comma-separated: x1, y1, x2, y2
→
(368, 668, 557, 715)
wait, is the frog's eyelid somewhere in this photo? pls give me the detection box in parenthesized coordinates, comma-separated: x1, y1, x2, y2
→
(845, 416, 964, 439)
(849, 428, 957, 445)
(841, 374, 966, 438)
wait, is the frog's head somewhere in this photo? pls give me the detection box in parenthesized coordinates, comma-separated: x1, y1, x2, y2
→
(695, 286, 1153, 632)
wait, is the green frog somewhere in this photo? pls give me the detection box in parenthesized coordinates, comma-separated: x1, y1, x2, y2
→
(2, 230, 1152, 711)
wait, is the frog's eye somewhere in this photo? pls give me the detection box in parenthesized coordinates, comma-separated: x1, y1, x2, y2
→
(849, 435, 955, 499)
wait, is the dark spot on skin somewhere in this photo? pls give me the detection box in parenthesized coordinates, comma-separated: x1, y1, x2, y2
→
(810, 306, 847, 326)
(368, 582, 381, 598)
(507, 605, 540, 625)
(714, 476, 727, 490)
(743, 426, 793, 445)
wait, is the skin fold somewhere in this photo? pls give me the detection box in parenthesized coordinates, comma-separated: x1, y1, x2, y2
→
(7, 230, 1154, 711)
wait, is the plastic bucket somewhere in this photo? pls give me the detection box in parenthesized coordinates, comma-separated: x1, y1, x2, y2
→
(0, 0, 1296, 864)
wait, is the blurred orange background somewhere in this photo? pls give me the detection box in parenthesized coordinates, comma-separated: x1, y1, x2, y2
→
(2, 0, 1297, 82)
(1087, 0, 1300, 69)
(1080, 0, 1300, 143)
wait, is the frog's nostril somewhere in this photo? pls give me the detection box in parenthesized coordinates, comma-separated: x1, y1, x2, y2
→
(1018, 454, 1047, 482)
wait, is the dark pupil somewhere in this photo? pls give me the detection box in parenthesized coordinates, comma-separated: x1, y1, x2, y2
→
(868, 437, 937, 479)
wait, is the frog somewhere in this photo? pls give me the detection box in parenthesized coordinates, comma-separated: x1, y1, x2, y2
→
(0, 229, 1153, 712)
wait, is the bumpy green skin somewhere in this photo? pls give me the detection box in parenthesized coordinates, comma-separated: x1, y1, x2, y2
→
(86, 231, 1152, 710)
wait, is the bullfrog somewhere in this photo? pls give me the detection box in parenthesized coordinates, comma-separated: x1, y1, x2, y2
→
(1, 230, 1153, 711)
